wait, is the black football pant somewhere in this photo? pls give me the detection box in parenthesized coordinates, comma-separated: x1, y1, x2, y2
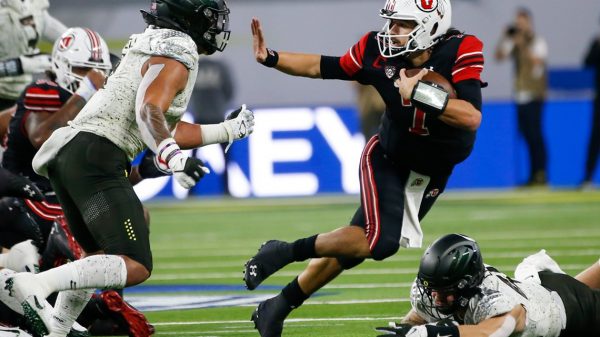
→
(539, 271, 600, 336)
(517, 100, 547, 182)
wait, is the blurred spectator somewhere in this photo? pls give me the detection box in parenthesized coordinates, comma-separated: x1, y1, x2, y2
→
(354, 83, 385, 139)
(582, 19, 600, 188)
(189, 57, 235, 194)
(495, 8, 548, 186)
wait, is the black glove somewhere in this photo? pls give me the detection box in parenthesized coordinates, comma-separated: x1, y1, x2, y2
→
(375, 324, 413, 337)
(0, 168, 44, 201)
(137, 150, 170, 179)
(174, 156, 208, 188)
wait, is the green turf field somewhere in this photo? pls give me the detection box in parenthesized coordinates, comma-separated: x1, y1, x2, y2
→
(132, 189, 600, 337)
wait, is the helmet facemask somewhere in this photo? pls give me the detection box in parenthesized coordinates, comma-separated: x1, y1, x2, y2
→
(416, 274, 482, 319)
(377, 0, 452, 58)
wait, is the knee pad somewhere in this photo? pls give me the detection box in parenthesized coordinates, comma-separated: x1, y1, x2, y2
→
(371, 238, 400, 261)
(337, 256, 365, 270)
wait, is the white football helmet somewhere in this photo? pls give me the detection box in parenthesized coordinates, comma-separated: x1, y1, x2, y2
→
(51, 27, 111, 92)
(377, 0, 452, 58)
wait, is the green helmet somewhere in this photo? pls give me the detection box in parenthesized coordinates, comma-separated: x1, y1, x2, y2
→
(141, 0, 230, 55)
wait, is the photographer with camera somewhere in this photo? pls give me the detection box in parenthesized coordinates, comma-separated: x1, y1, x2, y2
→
(495, 7, 549, 187)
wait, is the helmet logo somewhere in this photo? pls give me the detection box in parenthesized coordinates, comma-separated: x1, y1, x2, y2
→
(58, 34, 75, 51)
(384, 66, 397, 79)
(415, 0, 438, 12)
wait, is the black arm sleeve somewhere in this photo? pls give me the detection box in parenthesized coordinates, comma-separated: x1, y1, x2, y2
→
(320, 56, 352, 81)
(455, 79, 483, 111)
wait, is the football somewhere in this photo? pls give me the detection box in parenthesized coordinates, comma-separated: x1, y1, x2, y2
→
(405, 68, 457, 98)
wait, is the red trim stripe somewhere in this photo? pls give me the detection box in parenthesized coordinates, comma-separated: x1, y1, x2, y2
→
(24, 199, 63, 221)
(85, 28, 101, 61)
(359, 135, 381, 251)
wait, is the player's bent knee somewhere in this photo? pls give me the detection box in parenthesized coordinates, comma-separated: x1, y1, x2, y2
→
(337, 256, 365, 270)
(122, 256, 151, 286)
(371, 238, 400, 261)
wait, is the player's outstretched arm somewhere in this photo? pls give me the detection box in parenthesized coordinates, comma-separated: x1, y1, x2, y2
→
(458, 305, 526, 337)
(251, 17, 321, 78)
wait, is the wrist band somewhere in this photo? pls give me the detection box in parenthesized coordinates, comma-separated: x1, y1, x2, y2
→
(261, 48, 279, 68)
(410, 80, 449, 118)
(74, 76, 98, 102)
(0, 58, 23, 77)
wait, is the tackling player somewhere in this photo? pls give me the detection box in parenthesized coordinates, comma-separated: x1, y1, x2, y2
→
(8, 1, 254, 337)
(243, 1, 484, 336)
(376, 234, 600, 337)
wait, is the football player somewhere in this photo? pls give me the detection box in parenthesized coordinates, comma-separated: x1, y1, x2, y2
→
(8, 1, 254, 337)
(376, 234, 600, 337)
(0, 0, 68, 127)
(243, 1, 484, 336)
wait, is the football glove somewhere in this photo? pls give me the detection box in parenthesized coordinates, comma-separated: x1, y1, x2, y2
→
(5, 240, 40, 273)
(137, 149, 170, 179)
(157, 138, 209, 189)
(222, 104, 255, 152)
(19, 54, 52, 75)
(376, 323, 424, 337)
(0, 168, 44, 201)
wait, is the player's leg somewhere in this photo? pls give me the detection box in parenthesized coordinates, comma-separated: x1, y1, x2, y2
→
(575, 258, 600, 289)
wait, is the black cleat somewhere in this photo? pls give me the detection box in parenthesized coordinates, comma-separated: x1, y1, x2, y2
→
(243, 240, 293, 290)
(250, 294, 292, 337)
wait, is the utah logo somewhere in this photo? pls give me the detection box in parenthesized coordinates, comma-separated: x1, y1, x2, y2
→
(58, 34, 75, 51)
(415, 0, 438, 12)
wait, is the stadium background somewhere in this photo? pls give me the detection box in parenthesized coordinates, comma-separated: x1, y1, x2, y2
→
(27, 1, 600, 336)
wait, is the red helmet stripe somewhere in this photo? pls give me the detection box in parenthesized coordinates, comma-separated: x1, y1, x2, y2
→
(84, 28, 101, 61)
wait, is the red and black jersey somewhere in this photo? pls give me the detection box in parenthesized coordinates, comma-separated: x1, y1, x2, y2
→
(321, 31, 485, 175)
(3, 79, 72, 193)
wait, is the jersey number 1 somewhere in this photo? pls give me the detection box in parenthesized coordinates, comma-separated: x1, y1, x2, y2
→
(403, 97, 430, 136)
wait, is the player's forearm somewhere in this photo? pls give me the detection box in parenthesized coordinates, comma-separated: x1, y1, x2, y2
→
(173, 121, 203, 149)
(438, 99, 481, 131)
(29, 96, 87, 148)
(275, 52, 322, 78)
(137, 102, 172, 150)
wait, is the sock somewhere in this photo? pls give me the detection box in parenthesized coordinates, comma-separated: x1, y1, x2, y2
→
(50, 289, 94, 337)
(0, 253, 8, 267)
(281, 277, 309, 309)
(35, 255, 127, 294)
(291, 235, 318, 261)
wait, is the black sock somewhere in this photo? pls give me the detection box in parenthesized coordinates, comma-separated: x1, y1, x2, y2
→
(281, 277, 310, 309)
(291, 234, 318, 261)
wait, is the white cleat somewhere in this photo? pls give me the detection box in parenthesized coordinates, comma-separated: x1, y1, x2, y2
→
(6, 273, 52, 337)
(0, 269, 23, 314)
(522, 249, 565, 274)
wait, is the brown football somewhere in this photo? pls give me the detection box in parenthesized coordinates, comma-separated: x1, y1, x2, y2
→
(405, 68, 457, 98)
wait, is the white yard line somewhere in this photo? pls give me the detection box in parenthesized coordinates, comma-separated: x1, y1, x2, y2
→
(153, 316, 402, 326)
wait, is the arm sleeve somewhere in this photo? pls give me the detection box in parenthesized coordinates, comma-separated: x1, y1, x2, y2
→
(320, 32, 372, 81)
(42, 11, 67, 41)
(455, 79, 483, 111)
(452, 35, 485, 83)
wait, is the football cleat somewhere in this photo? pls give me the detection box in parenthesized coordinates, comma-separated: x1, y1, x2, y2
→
(250, 294, 292, 337)
(0, 168, 44, 202)
(243, 240, 293, 290)
(0, 323, 33, 337)
(66, 323, 90, 337)
(97, 290, 155, 337)
(40, 217, 82, 271)
(6, 273, 52, 337)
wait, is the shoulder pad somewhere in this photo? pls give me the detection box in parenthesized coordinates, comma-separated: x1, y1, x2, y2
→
(149, 29, 199, 70)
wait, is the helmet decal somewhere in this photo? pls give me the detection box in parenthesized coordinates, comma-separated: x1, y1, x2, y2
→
(58, 34, 75, 52)
(416, 0, 438, 13)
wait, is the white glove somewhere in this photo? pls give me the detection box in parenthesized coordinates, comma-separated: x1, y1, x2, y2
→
(222, 104, 255, 152)
(6, 240, 40, 273)
(157, 138, 209, 189)
(19, 54, 52, 74)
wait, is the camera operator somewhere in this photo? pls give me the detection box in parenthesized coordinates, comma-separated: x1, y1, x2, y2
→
(495, 7, 549, 187)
